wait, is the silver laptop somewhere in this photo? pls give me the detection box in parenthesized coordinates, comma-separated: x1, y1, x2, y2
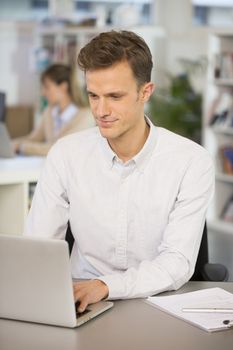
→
(0, 122, 15, 158)
(0, 235, 113, 328)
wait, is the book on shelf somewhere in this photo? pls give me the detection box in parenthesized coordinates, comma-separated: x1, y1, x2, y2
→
(219, 145, 233, 175)
(214, 52, 233, 80)
(209, 109, 233, 127)
(33, 39, 80, 73)
(221, 195, 233, 223)
(53, 38, 79, 65)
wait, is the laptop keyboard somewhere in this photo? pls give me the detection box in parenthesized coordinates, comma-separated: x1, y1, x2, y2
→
(75, 301, 91, 318)
(76, 308, 91, 318)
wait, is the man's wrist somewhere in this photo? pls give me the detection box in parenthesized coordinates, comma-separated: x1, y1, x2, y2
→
(95, 279, 109, 299)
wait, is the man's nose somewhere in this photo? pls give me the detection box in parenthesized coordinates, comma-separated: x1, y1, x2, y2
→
(96, 99, 110, 118)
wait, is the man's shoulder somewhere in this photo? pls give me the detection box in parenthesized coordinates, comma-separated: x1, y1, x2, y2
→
(57, 126, 100, 147)
(157, 127, 209, 157)
(153, 127, 214, 174)
(48, 126, 101, 161)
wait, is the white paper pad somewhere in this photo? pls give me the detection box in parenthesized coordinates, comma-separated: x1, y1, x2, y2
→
(146, 287, 233, 332)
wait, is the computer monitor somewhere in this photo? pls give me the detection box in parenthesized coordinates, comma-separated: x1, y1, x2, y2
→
(0, 92, 6, 122)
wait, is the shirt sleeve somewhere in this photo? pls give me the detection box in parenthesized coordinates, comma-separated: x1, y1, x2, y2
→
(98, 152, 215, 300)
(24, 141, 69, 239)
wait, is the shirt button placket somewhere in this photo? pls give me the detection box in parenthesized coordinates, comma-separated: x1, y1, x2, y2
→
(116, 168, 130, 269)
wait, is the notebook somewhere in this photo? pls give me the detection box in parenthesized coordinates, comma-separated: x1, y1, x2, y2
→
(146, 287, 233, 332)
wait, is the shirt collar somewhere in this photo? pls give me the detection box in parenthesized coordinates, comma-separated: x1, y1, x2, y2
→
(100, 116, 158, 173)
(132, 116, 158, 172)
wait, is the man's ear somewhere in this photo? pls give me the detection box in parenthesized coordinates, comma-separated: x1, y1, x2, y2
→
(140, 82, 155, 102)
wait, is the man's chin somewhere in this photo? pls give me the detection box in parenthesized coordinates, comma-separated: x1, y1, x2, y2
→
(98, 126, 116, 139)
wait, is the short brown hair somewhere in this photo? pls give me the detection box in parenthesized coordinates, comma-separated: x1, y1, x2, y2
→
(77, 30, 153, 87)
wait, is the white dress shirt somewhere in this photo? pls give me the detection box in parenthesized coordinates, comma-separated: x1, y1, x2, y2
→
(24, 118, 215, 300)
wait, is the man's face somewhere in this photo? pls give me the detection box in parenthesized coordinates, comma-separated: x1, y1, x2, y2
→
(86, 60, 154, 142)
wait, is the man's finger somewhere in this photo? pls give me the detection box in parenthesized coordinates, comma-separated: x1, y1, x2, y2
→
(73, 288, 86, 302)
(78, 297, 89, 313)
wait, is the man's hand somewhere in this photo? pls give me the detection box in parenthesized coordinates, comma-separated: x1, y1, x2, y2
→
(73, 280, 109, 313)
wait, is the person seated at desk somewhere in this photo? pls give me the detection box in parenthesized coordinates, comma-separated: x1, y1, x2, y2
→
(25, 31, 214, 313)
(12, 64, 95, 156)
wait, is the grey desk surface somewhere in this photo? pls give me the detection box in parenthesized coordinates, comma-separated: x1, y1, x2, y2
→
(1, 281, 233, 350)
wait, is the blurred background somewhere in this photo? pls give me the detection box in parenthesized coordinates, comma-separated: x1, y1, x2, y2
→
(0, 0, 233, 279)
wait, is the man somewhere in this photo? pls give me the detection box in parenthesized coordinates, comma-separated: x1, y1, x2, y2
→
(25, 31, 214, 313)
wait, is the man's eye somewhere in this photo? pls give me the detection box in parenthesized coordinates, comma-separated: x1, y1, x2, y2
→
(89, 94, 98, 99)
(111, 95, 122, 100)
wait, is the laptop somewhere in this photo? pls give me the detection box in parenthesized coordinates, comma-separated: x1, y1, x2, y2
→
(0, 235, 113, 328)
(0, 122, 15, 158)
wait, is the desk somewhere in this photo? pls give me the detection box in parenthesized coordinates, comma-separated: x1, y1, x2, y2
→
(0, 282, 233, 350)
(0, 156, 44, 235)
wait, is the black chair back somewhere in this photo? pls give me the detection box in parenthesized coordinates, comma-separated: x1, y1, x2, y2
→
(65, 222, 74, 255)
(190, 222, 209, 281)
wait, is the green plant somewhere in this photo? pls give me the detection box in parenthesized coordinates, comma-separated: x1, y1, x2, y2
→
(148, 57, 207, 144)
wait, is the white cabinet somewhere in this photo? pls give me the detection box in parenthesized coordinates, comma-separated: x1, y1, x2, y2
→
(0, 157, 44, 235)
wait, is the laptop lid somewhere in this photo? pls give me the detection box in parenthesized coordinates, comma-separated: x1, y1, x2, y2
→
(0, 235, 77, 327)
(0, 122, 15, 158)
(0, 235, 113, 328)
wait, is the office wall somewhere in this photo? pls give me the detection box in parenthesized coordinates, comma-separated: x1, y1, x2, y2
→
(155, 0, 209, 92)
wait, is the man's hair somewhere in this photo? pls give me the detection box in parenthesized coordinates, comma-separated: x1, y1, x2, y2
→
(77, 30, 153, 87)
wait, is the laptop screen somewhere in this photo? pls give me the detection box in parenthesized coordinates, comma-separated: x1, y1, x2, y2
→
(0, 92, 6, 122)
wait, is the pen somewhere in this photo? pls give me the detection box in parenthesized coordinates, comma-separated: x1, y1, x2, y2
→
(182, 308, 233, 313)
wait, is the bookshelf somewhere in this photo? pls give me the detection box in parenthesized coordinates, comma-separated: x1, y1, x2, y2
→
(204, 30, 233, 278)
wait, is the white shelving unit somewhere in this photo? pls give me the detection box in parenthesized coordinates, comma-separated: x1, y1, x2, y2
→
(0, 157, 44, 235)
(204, 29, 233, 279)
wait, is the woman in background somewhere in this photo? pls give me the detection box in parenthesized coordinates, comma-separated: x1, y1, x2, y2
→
(12, 64, 95, 156)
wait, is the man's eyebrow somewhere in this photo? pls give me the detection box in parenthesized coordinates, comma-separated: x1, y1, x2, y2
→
(106, 91, 127, 96)
(86, 90, 96, 95)
(87, 90, 127, 96)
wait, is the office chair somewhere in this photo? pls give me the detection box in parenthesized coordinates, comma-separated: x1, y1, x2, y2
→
(66, 222, 74, 255)
(65, 222, 229, 282)
(190, 222, 229, 282)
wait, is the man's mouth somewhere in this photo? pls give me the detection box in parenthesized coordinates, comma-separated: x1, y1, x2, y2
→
(97, 118, 118, 127)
